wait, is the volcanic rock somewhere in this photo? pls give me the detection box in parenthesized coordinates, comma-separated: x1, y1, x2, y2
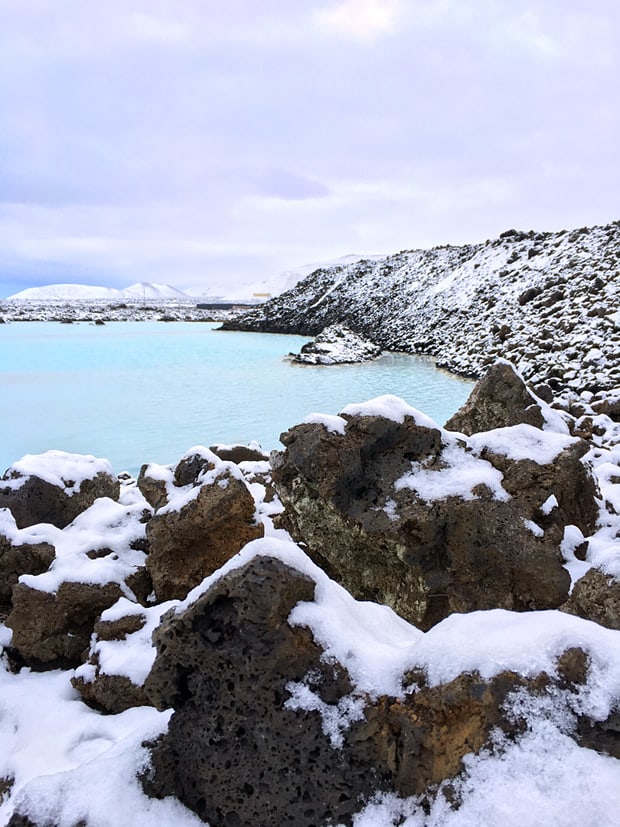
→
(0, 517, 55, 603)
(136, 465, 169, 510)
(72, 604, 160, 713)
(444, 361, 551, 434)
(271, 400, 595, 628)
(146, 468, 263, 601)
(0, 452, 120, 529)
(7, 579, 124, 667)
(142, 553, 593, 826)
(209, 443, 268, 464)
(143, 555, 384, 826)
(561, 567, 620, 630)
(291, 323, 382, 365)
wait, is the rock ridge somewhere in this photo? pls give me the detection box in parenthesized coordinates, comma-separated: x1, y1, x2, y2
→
(222, 219, 620, 395)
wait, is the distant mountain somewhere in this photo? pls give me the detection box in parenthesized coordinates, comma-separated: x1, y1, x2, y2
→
(223, 220, 620, 395)
(7, 282, 192, 301)
(6, 257, 385, 304)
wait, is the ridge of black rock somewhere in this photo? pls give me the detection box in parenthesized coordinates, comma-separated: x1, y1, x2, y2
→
(221, 220, 620, 394)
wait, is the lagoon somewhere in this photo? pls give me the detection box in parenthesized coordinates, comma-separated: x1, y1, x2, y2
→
(0, 322, 473, 476)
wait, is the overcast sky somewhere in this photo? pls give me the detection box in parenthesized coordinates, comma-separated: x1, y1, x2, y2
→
(0, 0, 618, 297)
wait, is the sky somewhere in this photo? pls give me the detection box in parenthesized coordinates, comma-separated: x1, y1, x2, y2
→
(0, 0, 618, 298)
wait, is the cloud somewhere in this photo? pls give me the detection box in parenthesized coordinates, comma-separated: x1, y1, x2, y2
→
(0, 0, 618, 299)
(257, 169, 331, 201)
(315, 0, 403, 41)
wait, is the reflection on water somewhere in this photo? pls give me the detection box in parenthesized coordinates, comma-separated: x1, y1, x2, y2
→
(0, 322, 473, 475)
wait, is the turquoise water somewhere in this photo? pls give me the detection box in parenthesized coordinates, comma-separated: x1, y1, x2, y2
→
(0, 322, 473, 475)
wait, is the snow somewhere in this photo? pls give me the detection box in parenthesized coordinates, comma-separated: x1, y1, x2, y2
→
(561, 525, 591, 587)
(468, 424, 577, 464)
(302, 412, 348, 434)
(523, 518, 544, 537)
(348, 726, 620, 826)
(3, 532, 620, 825)
(395, 441, 509, 503)
(340, 395, 440, 430)
(18, 495, 148, 594)
(228, 220, 620, 398)
(1, 383, 620, 824)
(411, 608, 620, 703)
(284, 681, 366, 748)
(291, 323, 381, 365)
(1, 526, 620, 824)
(4, 450, 114, 495)
(0, 663, 200, 827)
(74, 598, 177, 687)
(541, 494, 558, 515)
(7, 282, 192, 302)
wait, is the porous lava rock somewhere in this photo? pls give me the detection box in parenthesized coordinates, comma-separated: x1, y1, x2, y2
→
(142, 555, 386, 826)
(137, 449, 218, 511)
(271, 407, 595, 629)
(592, 390, 620, 422)
(142, 554, 595, 826)
(444, 361, 551, 435)
(173, 450, 216, 487)
(146, 469, 263, 601)
(136, 465, 169, 510)
(0, 522, 55, 604)
(6, 580, 124, 667)
(72, 610, 152, 713)
(470, 435, 598, 547)
(561, 568, 620, 630)
(0, 456, 120, 529)
(209, 444, 268, 464)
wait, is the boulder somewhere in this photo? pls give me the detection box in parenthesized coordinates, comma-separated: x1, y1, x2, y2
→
(136, 464, 169, 510)
(468, 429, 598, 547)
(3, 486, 152, 668)
(137, 449, 218, 511)
(209, 443, 268, 464)
(0, 451, 120, 529)
(290, 323, 382, 365)
(71, 610, 151, 713)
(445, 361, 552, 434)
(271, 401, 596, 629)
(0, 515, 55, 603)
(592, 390, 620, 422)
(561, 568, 620, 630)
(143, 556, 382, 827)
(71, 600, 171, 713)
(146, 469, 263, 601)
(142, 555, 598, 826)
(7, 580, 124, 667)
(173, 450, 215, 487)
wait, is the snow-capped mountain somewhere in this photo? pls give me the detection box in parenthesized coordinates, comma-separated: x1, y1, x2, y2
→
(224, 221, 620, 395)
(7, 282, 192, 302)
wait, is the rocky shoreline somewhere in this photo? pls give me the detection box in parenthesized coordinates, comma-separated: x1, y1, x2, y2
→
(1, 361, 619, 825)
(0, 299, 242, 324)
(222, 220, 620, 397)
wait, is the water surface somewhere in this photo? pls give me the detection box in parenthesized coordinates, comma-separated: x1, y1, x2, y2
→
(0, 322, 473, 475)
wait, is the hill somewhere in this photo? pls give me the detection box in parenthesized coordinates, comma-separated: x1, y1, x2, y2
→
(224, 221, 620, 395)
(7, 282, 192, 301)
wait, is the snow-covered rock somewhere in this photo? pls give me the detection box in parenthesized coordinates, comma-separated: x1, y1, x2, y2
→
(272, 390, 596, 629)
(0, 450, 119, 529)
(0, 380, 619, 825)
(224, 220, 620, 395)
(290, 323, 382, 364)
